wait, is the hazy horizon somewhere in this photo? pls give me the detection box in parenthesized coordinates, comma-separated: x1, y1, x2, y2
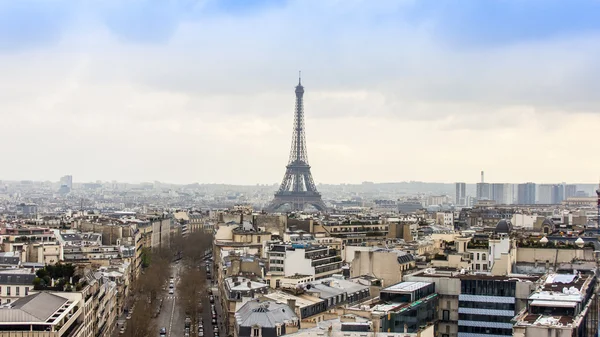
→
(2, 1, 600, 184)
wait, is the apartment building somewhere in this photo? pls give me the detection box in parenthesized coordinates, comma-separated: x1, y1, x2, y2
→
(513, 271, 598, 337)
(266, 243, 342, 286)
(0, 292, 83, 337)
(0, 269, 35, 304)
(404, 269, 540, 337)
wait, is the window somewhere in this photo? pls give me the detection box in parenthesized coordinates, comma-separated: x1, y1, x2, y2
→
(6, 287, 10, 296)
(482, 253, 486, 260)
(24, 287, 28, 296)
(15, 287, 19, 296)
(276, 325, 282, 336)
(442, 310, 450, 321)
(253, 327, 260, 337)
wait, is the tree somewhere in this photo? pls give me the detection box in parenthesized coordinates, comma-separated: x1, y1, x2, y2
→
(178, 265, 206, 328)
(124, 299, 157, 337)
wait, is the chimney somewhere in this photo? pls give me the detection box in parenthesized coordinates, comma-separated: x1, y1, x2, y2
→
(247, 281, 252, 288)
(287, 299, 296, 312)
(404, 324, 408, 334)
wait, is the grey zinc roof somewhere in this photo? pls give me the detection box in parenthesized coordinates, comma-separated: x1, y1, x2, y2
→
(235, 300, 298, 328)
(0, 292, 69, 323)
(0, 273, 35, 285)
(305, 283, 345, 299)
(0, 256, 20, 266)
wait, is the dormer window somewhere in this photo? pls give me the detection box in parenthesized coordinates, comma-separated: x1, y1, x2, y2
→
(253, 327, 260, 337)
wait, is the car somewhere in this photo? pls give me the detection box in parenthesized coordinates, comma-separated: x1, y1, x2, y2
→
(213, 327, 219, 333)
(209, 296, 214, 303)
(160, 327, 167, 336)
(211, 319, 217, 325)
(198, 332, 204, 337)
(169, 289, 174, 295)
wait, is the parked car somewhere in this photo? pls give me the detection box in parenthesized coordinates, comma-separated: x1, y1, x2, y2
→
(209, 296, 214, 303)
(159, 327, 167, 336)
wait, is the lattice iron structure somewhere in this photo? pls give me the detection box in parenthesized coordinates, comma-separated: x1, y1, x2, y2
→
(266, 75, 327, 212)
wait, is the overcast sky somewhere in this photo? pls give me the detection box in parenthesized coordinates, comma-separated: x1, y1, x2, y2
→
(1, 0, 600, 185)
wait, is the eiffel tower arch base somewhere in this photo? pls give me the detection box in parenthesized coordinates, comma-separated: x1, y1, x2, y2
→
(267, 193, 327, 212)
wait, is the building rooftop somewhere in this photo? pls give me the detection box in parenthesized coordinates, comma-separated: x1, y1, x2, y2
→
(262, 291, 324, 308)
(225, 277, 269, 292)
(235, 300, 298, 328)
(382, 281, 431, 293)
(0, 292, 71, 324)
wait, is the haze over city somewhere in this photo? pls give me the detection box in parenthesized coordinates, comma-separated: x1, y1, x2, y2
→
(1, 0, 600, 184)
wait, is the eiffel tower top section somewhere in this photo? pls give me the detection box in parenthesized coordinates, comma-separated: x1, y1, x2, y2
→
(288, 72, 309, 166)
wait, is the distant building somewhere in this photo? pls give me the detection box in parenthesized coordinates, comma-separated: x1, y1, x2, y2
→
(455, 183, 466, 206)
(60, 175, 73, 189)
(565, 184, 577, 199)
(476, 183, 490, 201)
(517, 183, 536, 204)
(538, 184, 563, 204)
(398, 199, 423, 214)
(490, 183, 505, 204)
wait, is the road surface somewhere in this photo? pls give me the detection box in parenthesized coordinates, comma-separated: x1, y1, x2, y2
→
(154, 262, 185, 337)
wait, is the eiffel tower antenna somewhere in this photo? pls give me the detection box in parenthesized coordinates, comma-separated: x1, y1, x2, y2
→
(266, 75, 326, 212)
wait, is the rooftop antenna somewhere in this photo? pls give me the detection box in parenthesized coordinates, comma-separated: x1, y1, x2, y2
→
(298, 70, 301, 85)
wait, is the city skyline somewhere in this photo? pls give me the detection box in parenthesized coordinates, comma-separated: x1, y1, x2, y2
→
(1, 1, 600, 184)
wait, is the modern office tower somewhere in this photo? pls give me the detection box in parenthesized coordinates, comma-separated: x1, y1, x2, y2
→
(565, 184, 577, 199)
(491, 183, 505, 204)
(551, 184, 564, 204)
(475, 171, 490, 200)
(504, 183, 516, 204)
(517, 182, 536, 204)
(538, 184, 553, 204)
(455, 182, 466, 205)
(60, 175, 73, 189)
(539, 184, 565, 204)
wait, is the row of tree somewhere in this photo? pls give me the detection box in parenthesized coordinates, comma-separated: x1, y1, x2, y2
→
(177, 230, 212, 329)
(121, 228, 212, 337)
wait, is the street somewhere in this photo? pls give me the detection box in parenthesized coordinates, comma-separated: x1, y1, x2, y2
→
(154, 261, 185, 337)
(152, 258, 223, 337)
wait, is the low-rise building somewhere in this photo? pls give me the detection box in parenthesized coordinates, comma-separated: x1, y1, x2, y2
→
(0, 268, 35, 304)
(0, 292, 84, 336)
(513, 271, 598, 337)
(234, 300, 300, 337)
(266, 244, 342, 286)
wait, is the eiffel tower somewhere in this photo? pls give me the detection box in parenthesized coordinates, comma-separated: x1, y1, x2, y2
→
(266, 75, 327, 212)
